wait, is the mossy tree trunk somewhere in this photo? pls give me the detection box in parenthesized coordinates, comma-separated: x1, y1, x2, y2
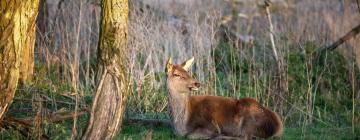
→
(82, 0, 128, 139)
(0, 0, 39, 121)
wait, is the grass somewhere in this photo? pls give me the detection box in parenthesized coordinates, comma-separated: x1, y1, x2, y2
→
(1, 119, 358, 139)
(3, 40, 358, 139)
(2, 43, 359, 139)
(116, 122, 185, 140)
(282, 127, 358, 140)
(115, 122, 359, 140)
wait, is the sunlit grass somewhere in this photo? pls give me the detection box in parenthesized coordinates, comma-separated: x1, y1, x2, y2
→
(115, 123, 359, 140)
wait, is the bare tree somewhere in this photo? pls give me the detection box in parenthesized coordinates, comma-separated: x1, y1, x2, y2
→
(82, 0, 129, 139)
(0, 0, 39, 120)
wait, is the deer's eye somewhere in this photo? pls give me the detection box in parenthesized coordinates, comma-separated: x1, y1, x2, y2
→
(173, 74, 180, 77)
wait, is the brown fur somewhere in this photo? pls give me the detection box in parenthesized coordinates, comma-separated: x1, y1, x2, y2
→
(165, 57, 283, 139)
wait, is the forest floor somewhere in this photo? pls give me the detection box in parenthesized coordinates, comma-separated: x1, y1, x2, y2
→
(116, 122, 359, 140)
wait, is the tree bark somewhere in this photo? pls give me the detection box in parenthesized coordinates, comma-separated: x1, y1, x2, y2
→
(0, 0, 39, 121)
(81, 0, 128, 139)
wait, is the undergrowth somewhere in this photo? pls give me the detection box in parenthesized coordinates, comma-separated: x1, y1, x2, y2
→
(1, 40, 359, 139)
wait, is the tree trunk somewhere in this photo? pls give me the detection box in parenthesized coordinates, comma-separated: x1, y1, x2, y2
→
(81, 0, 128, 139)
(0, 0, 39, 121)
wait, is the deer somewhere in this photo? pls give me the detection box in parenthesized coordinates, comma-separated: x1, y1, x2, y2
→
(165, 57, 283, 140)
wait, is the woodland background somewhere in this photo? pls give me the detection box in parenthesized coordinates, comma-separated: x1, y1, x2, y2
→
(0, 0, 360, 139)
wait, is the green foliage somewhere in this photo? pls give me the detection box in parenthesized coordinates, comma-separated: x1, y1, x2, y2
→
(116, 122, 187, 140)
(213, 39, 244, 73)
(1, 62, 90, 139)
(212, 39, 255, 98)
(286, 41, 359, 126)
(126, 72, 168, 116)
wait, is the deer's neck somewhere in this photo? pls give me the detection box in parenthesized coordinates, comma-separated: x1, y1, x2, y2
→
(167, 86, 190, 136)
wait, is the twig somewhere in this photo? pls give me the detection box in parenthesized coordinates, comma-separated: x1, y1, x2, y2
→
(71, 1, 83, 138)
(264, 0, 279, 62)
(13, 98, 74, 105)
(320, 23, 360, 51)
(357, 0, 360, 14)
(272, 92, 330, 126)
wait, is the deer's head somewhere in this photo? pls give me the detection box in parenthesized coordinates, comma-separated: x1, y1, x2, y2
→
(165, 57, 200, 93)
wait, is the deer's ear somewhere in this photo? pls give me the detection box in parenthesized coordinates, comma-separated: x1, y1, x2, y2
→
(181, 57, 194, 71)
(165, 57, 173, 74)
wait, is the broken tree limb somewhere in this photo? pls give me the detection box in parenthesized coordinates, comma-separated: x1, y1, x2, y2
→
(5, 110, 88, 125)
(321, 23, 360, 51)
(0, 117, 49, 139)
(314, 23, 360, 65)
(126, 118, 170, 127)
(50, 110, 88, 123)
(0, 110, 88, 139)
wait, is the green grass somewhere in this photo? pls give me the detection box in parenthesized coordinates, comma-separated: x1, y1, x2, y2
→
(116, 122, 359, 140)
(1, 118, 358, 140)
(283, 127, 359, 140)
(116, 122, 186, 140)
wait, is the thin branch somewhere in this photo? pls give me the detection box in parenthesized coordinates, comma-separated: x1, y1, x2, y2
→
(264, 0, 279, 62)
(320, 23, 360, 51)
(357, 0, 360, 14)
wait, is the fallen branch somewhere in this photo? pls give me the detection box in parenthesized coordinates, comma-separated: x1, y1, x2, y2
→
(0, 117, 49, 139)
(50, 110, 88, 123)
(20, 110, 88, 123)
(126, 118, 170, 127)
(0, 110, 88, 139)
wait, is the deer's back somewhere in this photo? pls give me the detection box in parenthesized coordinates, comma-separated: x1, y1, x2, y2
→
(187, 95, 243, 136)
(187, 96, 280, 138)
